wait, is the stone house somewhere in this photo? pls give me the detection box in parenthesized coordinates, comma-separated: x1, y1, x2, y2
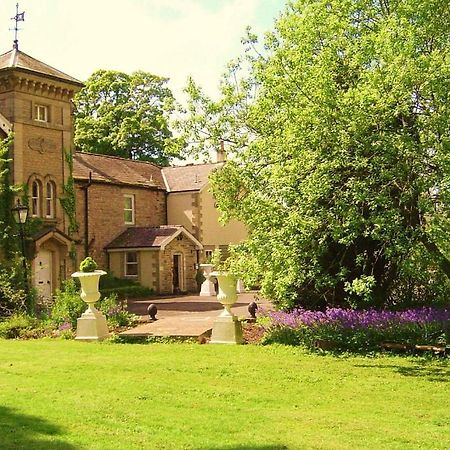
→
(0, 45, 247, 297)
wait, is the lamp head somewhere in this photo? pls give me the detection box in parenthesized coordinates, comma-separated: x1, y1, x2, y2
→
(12, 199, 28, 224)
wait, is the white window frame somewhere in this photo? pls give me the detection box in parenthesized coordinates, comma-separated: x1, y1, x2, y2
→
(31, 180, 41, 217)
(34, 104, 49, 122)
(125, 251, 138, 278)
(45, 181, 55, 218)
(124, 194, 135, 225)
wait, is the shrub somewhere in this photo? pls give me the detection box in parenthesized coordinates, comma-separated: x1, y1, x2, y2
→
(261, 307, 449, 352)
(79, 256, 98, 272)
(99, 274, 153, 299)
(0, 314, 40, 339)
(100, 285, 154, 299)
(0, 256, 35, 317)
(98, 293, 137, 328)
(51, 279, 137, 333)
(51, 279, 85, 329)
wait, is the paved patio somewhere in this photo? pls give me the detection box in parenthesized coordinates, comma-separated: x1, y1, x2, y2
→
(121, 292, 268, 338)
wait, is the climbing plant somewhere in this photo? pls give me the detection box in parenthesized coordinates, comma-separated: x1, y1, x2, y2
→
(0, 133, 19, 257)
(0, 133, 35, 315)
(60, 149, 79, 234)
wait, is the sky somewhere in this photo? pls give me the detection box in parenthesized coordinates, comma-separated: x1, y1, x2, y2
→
(0, 0, 285, 102)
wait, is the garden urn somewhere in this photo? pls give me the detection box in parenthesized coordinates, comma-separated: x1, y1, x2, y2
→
(210, 271, 243, 344)
(199, 263, 216, 296)
(72, 270, 110, 341)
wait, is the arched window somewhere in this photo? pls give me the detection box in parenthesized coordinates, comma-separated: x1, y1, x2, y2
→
(45, 181, 55, 218)
(31, 180, 42, 217)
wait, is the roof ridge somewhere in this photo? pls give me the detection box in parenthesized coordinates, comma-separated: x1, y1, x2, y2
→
(75, 151, 163, 170)
(9, 48, 17, 67)
(163, 162, 222, 170)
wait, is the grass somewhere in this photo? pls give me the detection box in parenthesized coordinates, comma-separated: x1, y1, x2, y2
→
(0, 340, 448, 450)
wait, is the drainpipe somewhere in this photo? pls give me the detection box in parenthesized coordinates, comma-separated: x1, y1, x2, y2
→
(164, 190, 168, 225)
(82, 171, 92, 257)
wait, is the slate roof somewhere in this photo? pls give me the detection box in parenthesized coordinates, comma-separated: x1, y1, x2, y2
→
(73, 152, 165, 190)
(105, 226, 202, 250)
(0, 47, 83, 86)
(162, 163, 222, 192)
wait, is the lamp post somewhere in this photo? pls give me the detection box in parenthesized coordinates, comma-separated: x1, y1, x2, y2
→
(11, 198, 28, 283)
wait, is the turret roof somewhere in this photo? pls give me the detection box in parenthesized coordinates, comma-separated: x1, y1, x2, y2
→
(0, 47, 83, 86)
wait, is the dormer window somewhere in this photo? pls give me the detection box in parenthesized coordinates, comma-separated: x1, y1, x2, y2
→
(34, 104, 48, 122)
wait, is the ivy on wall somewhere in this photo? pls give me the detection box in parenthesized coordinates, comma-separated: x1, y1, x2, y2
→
(60, 149, 79, 235)
(0, 133, 20, 258)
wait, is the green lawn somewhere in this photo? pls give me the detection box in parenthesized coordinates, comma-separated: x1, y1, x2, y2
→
(0, 340, 448, 450)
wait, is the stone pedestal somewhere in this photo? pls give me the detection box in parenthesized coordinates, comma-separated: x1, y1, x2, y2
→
(75, 307, 110, 341)
(72, 270, 110, 341)
(199, 264, 216, 296)
(210, 271, 243, 344)
(236, 279, 245, 293)
(210, 314, 243, 344)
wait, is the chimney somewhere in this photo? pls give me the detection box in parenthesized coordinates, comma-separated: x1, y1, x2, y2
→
(216, 141, 226, 163)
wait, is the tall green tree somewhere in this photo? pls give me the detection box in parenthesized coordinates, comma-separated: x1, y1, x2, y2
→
(74, 70, 177, 165)
(177, 0, 450, 310)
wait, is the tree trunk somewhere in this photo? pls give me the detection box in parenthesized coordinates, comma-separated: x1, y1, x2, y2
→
(421, 235, 450, 280)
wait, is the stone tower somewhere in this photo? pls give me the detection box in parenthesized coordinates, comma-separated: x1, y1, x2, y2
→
(0, 45, 83, 297)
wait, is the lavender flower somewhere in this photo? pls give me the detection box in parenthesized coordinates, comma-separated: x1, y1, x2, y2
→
(58, 322, 72, 331)
(264, 306, 449, 331)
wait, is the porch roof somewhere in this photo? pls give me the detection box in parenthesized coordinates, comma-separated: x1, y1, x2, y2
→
(105, 226, 202, 251)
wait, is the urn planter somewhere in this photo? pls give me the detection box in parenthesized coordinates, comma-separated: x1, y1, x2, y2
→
(72, 270, 110, 341)
(199, 263, 216, 296)
(210, 271, 243, 344)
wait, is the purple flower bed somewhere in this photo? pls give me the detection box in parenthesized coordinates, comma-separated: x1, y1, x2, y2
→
(260, 307, 449, 352)
(265, 307, 449, 330)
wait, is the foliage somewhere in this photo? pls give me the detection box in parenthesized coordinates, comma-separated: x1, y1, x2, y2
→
(99, 273, 154, 299)
(100, 285, 154, 299)
(0, 133, 20, 258)
(0, 314, 38, 339)
(261, 307, 449, 352)
(209, 247, 236, 274)
(0, 313, 55, 339)
(99, 272, 137, 289)
(51, 279, 85, 329)
(176, 0, 450, 310)
(51, 279, 137, 330)
(97, 293, 137, 328)
(210, 248, 225, 271)
(0, 341, 449, 449)
(74, 69, 178, 165)
(195, 270, 206, 288)
(0, 256, 36, 317)
(79, 256, 98, 272)
(59, 149, 79, 234)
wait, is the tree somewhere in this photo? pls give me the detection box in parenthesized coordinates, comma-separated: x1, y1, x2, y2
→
(176, 0, 450, 310)
(74, 70, 177, 165)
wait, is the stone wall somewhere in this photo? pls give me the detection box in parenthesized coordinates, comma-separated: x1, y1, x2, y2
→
(159, 235, 198, 294)
(75, 182, 166, 269)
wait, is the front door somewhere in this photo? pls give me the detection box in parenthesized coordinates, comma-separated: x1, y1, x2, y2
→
(172, 254, 183, 293)
(34, 250, 52, 299)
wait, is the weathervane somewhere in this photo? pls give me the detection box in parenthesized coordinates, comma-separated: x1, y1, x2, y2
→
(11, 3, 25, 50)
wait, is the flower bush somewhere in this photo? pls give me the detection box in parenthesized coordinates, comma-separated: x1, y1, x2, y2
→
(98, 293, 138, 329)
(261, 307, 449, 352)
